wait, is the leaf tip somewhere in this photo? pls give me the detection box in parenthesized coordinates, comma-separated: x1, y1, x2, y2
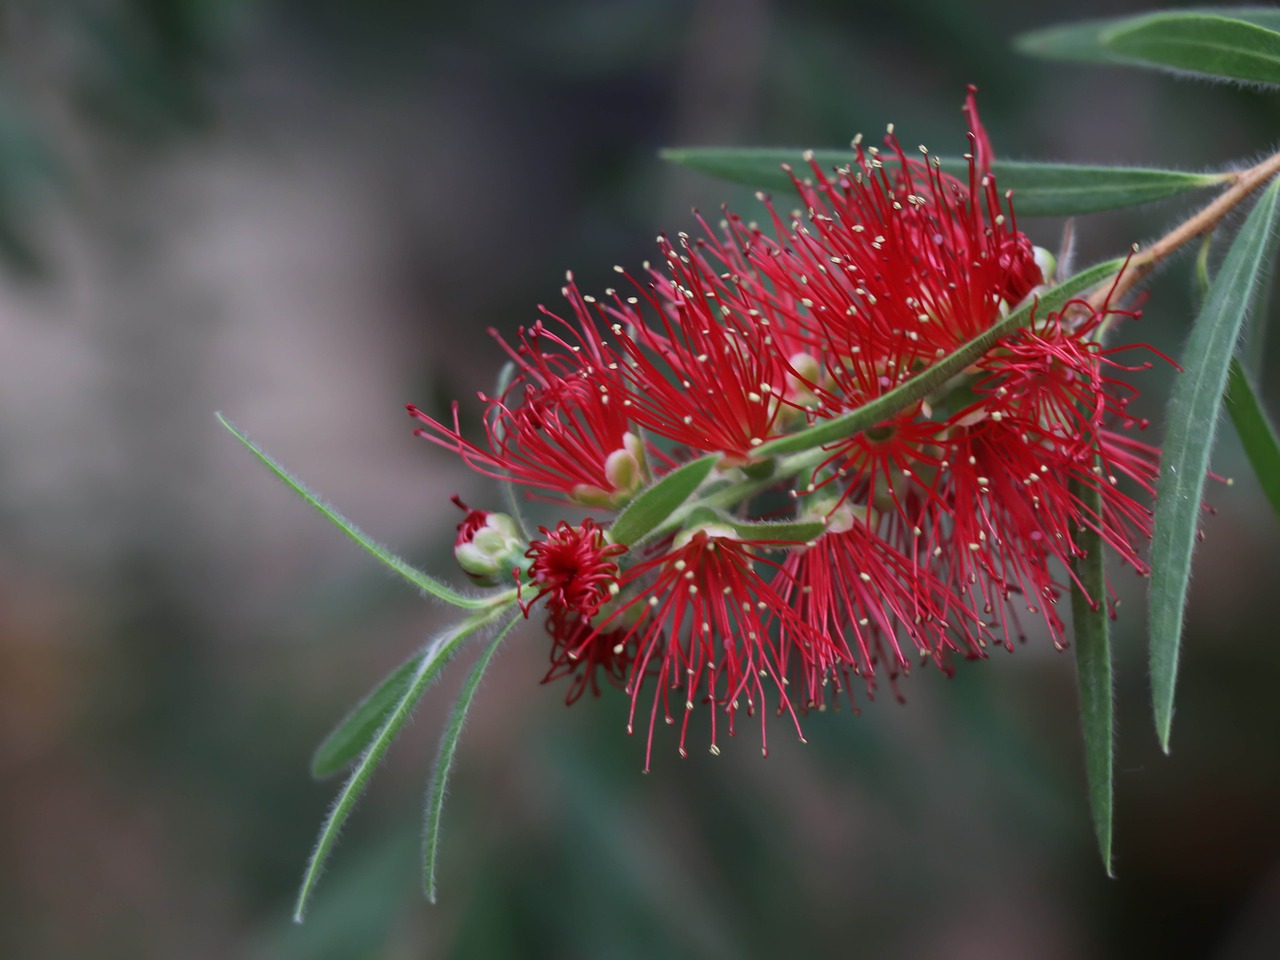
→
(1010, 31, 1041, 54)
(309, 755, 334, 781)
(1154, 701, 1174, 754)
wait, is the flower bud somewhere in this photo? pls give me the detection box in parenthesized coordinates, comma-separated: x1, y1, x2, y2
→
(572, 432, 647, 507)
(1033, 245, 1057, 285)
(798, 493, 868, 536)
(784, 351, 823, 410)
(452, 502, 523, 583)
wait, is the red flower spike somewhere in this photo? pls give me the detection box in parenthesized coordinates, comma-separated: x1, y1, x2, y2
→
(407, 90, 1176, 769)
(773, 514, 991, 709)
(523, 519, 632, 704)
(923, 305, 1167, 646)
(584, 526, 841, 771)
(523, 519, 626, 622)
(735, 96, 1042, 405)
(595, 234, 794, 463)
(542, 617, 638, 705)
(408, 299, 643, 503)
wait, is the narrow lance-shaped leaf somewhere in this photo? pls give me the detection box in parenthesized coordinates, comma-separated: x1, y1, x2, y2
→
(422, 613, 519, 903)
(1106, 13, 1280, 87)
(1069, 473, 1115, 877)
(1187, 235, 1280, 522)
(293, 601, 515, 922)
(609, 454, 717, 546)
(1150, 176, 1280, 753)
(1226, 358, 1280, 522)
(216, 413, 491, 610)
(1200, 235, 1280, 521)
(755, 258, 1125, 459)
(1016, 14, 1148, 65)
(1017, 9, 1280, 87)
(312, 651, 424, 779)
(719, 517, 827, 543)
(660, 149, 1224, 217)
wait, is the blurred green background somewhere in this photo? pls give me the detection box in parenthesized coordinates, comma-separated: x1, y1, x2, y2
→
(2, 0, 1279, 957)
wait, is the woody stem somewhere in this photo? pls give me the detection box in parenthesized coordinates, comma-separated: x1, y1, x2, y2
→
(1088, 148, 1280, 311)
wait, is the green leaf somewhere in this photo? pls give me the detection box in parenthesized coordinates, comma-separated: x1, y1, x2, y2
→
(1069, 474, 1115, 877)
(1107, 13, 1280, 86)
(755, 258, 1125, 459)
(1016, 15, 1143, 65)
(1226, 358, 1280, 521)
(1017, 9, 1280, 86)
(311, 652, 426, 780)
(719, 517, 827, 543)
(293, 602, 515, 922)
(609, 454, 717, 546)
(422, 614, 518, 903)
(1150, 176, 1280, 754)
(660, 149, 1223, 217)
(216, 413, 491, 610)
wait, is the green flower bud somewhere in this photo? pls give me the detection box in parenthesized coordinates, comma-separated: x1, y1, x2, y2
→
(453, 511, 523, 582)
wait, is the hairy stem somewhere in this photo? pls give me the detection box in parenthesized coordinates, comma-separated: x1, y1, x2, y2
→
(1089, 149, 1280, 310)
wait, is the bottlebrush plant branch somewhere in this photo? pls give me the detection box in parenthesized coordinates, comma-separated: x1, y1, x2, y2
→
(221, 14, 1280, 914)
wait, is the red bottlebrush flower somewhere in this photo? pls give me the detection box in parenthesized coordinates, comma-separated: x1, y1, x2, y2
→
(415, 88, 1170, 763)
(522, 519, 633, 704)
(773, 509, 991, 709)
(408, 303, 645, 505)
(523, 519, 626, 621)
(542, 617, 638, 705)
(577, 525, 844, 771)
(740, 91, 1043, 385)
(921, 304, 1166, 647)
(601, 231, 799, 462)
(663, 89, 1048, 510)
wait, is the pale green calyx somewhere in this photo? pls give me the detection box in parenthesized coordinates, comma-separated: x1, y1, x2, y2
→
(672, 520, 739, 551)
(783, 351, 823, 413)
(454, 513, 524, 580)
(799, 495, 868, 536)
(1034, 245, 1057, 285)
(572, 432, 648, 507)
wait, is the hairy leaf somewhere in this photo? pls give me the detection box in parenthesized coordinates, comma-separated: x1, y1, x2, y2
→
(1150, 177, 1280, 753)
(719, 517, 827, 543)
(422, 614, 518, 902)
(1107, 13, 1280, 86)
(661, 148, 1223, 216)
(312, 652, 426, 780)
(1070, 475, 1115, 877)
(1018, 9, 1280, 86)
(293, 603, 515, 922)
(1226, 358, 1280, 521)
(609, 455, 717, 546)
(217, 413, 491, 610)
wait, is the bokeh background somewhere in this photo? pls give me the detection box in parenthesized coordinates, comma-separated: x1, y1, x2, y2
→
(2, 0, 1279, 957)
